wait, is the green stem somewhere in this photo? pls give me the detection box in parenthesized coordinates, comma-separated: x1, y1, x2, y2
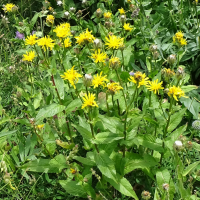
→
(106, 93, 110, 116)
(117, 99, 120, 115)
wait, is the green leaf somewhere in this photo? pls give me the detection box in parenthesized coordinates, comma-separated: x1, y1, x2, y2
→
(72, 124, 94, 142)
(54, 73, 65, 100)
(59, 180, 87, 197)
(165, 125, 187, 150)
(183, 161, 200, 176)
(65, 99, 82, 115)
(94, 150, 117, 182)
(20, 159, 59, 173)
(0, 130, 17, 138)
(73, 156, 95, 166)
(156, 169, 175, 200)
(36, 103, 65, 123)
(167, 108, 187, 132)
(105, 174, 138, 200)
(94, 132, 123, 144)
(30, 12, 39, 29)
(49, 154, 68, 172)
(33, 92, 43, 109)
(181, 85, 198, 93)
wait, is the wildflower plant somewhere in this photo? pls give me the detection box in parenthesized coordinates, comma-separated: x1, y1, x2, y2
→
(1, 0, 200, 199)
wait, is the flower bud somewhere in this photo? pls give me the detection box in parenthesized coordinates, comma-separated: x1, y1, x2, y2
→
(109, 57, 120, 69)
(74, 48, 80, 54)
(120, 15, 126, 24)
(82, 0, 88, 6)
(70, 7, 75, 13)
(71, 30, 76, 36)
(105, 21, 111, 28)
(174, 140, 183, 151)
(141, 191, 151, 200)
(57, 0, 62, 6)
(167, 54, 176, 65)
(192, 120, 200, 130)
(93, 38, 102, 49)
(83, 74, 93, 87)
(153, 51, 159, 60)
(12, 5, 18, 13)
(64, 11, 70, 19)
(186, 141, 193, 149)
(96, 8, 102, 18)
(76, 10, 82, 18)
(163, 183, 169, 191)
(29, 118, 35, 125)
(149, 44, 157, 52)
(176, 66, 185, 79)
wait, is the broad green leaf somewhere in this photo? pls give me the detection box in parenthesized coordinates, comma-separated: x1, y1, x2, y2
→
(36, 103, 65, 123)
(20, 159, 60, 173)
(73, 156, 95, 166)
(94, 132, 123, 144)
(105, 174, 138, 200)
(183, 161, 200, 176)
(165, 124, 187, 150)
(0, 130, 17, 138)
(54, 73, 65, 100)
(59, 180, 87, 197)
(181, 85, 198, 93)
(33, 91, 43, 109)
(65, 99, 82, 115)
(156, 169, 175, 200)
(94, 150, 117, 182)
(98, 115, 123, 134)
(72, 124, 94, 142)
(167, 108, 187, 132)
(137, 134, 164, 152)
(49, 154, 68, 172)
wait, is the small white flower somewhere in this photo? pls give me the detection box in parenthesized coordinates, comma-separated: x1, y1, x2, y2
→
(70, 7, 75, 12)
(85, 74, 92, 80)
(94, 38, 100, 45)
(57, 0, 62, 6)
(64, 11, 70, 17)
(82, 0, 87, 4)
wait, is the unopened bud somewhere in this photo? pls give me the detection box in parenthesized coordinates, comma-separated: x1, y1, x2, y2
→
(70, 7, 75, 13)
(64, 11, 70, 19)
(174, 140, 183, 151)
(74, 48, 80, 54)
(149, 44, 157, 52)
(105, 21, 111, 28)
(141, 190, 151, 200)
(71, 30, 76, 36)
(167, 54, 176, 65)
(96, 8, 102, 18)
(153, 51, 159, 60)
(163, 183, 169, 191)
(93, 38, 102, 49)
(120, 15, 126, 24)
(84, 74, 93, 87)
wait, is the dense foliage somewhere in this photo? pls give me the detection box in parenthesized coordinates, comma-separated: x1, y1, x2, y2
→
(1, 0, 200, 199)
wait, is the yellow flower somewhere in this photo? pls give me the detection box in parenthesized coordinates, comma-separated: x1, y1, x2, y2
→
(46, 15, 55, 24)
(104, 12, 112, 19)
(36, 124, 45, 130)
(91, 50, 107, 63)
(25, 34, 38, 46)
(147, 79, 164, 94)
(48, 7, 54, 12)
(92, 72, 109, 88)
(129, 71, 149, 88)
(64, 38, 72, 48)
(118, 8, 125, 15)
(175, 31, 184, 40)
(167, 86, 187, 101)
(82, 92, 98, 109)
(3, 3, 15, 12)
(37, 36, 55, 50)
(105, 35, 124, 50)
(180, 38, 187, 46)
(60, 66, 82, 89)
(109, 56, 120, 68)
(123, 23, 133, 31)
(70, 168, 77, 174)
(107, 82, 123, 94)
(53, 23, 71, 38)
(22, 51, 36, 62)
(75, 28, 95, 45)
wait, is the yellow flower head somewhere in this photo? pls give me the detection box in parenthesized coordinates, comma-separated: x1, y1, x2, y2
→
(36, 124, 45, 130)
(105, 35, 124, 50)
(167, 86, 187, 101)
(118, 8, 125, 15)
(60, 66, 82, 89)
(123, 23, 133, 31)
(48, 7, 54, 12)
(46, 15, 55, 24)
(3, 3, 15, 12)
(162, 68, 175, 78)
(104, 12, 112, 19)
(53, 23, 71, 38)
(91, 50, 107, 63)
(175, 31, 184, 40)
(92, 72, 109, 88)
(109, 56, 120, 68)
(75, 28, 95, 45)
(147, 79, 164, 94)
(64, 38, 72, 48)
(180, 38, 187, 46)
(37, 36, 55, 50)
(129, 71, 149, 88)
(82, 92, 98, 109)
(22, 51, 36, 62)
(70, 168, 77, 174)
(25, 34, 38, 46)
(107, 82, 123, 95)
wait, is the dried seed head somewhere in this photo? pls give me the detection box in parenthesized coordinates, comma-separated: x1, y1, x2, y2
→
(192, 120, 200, 130)
(167, 54, 176, 65)
(163, 183, 169, 191)
(141, 190, 151, 200)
